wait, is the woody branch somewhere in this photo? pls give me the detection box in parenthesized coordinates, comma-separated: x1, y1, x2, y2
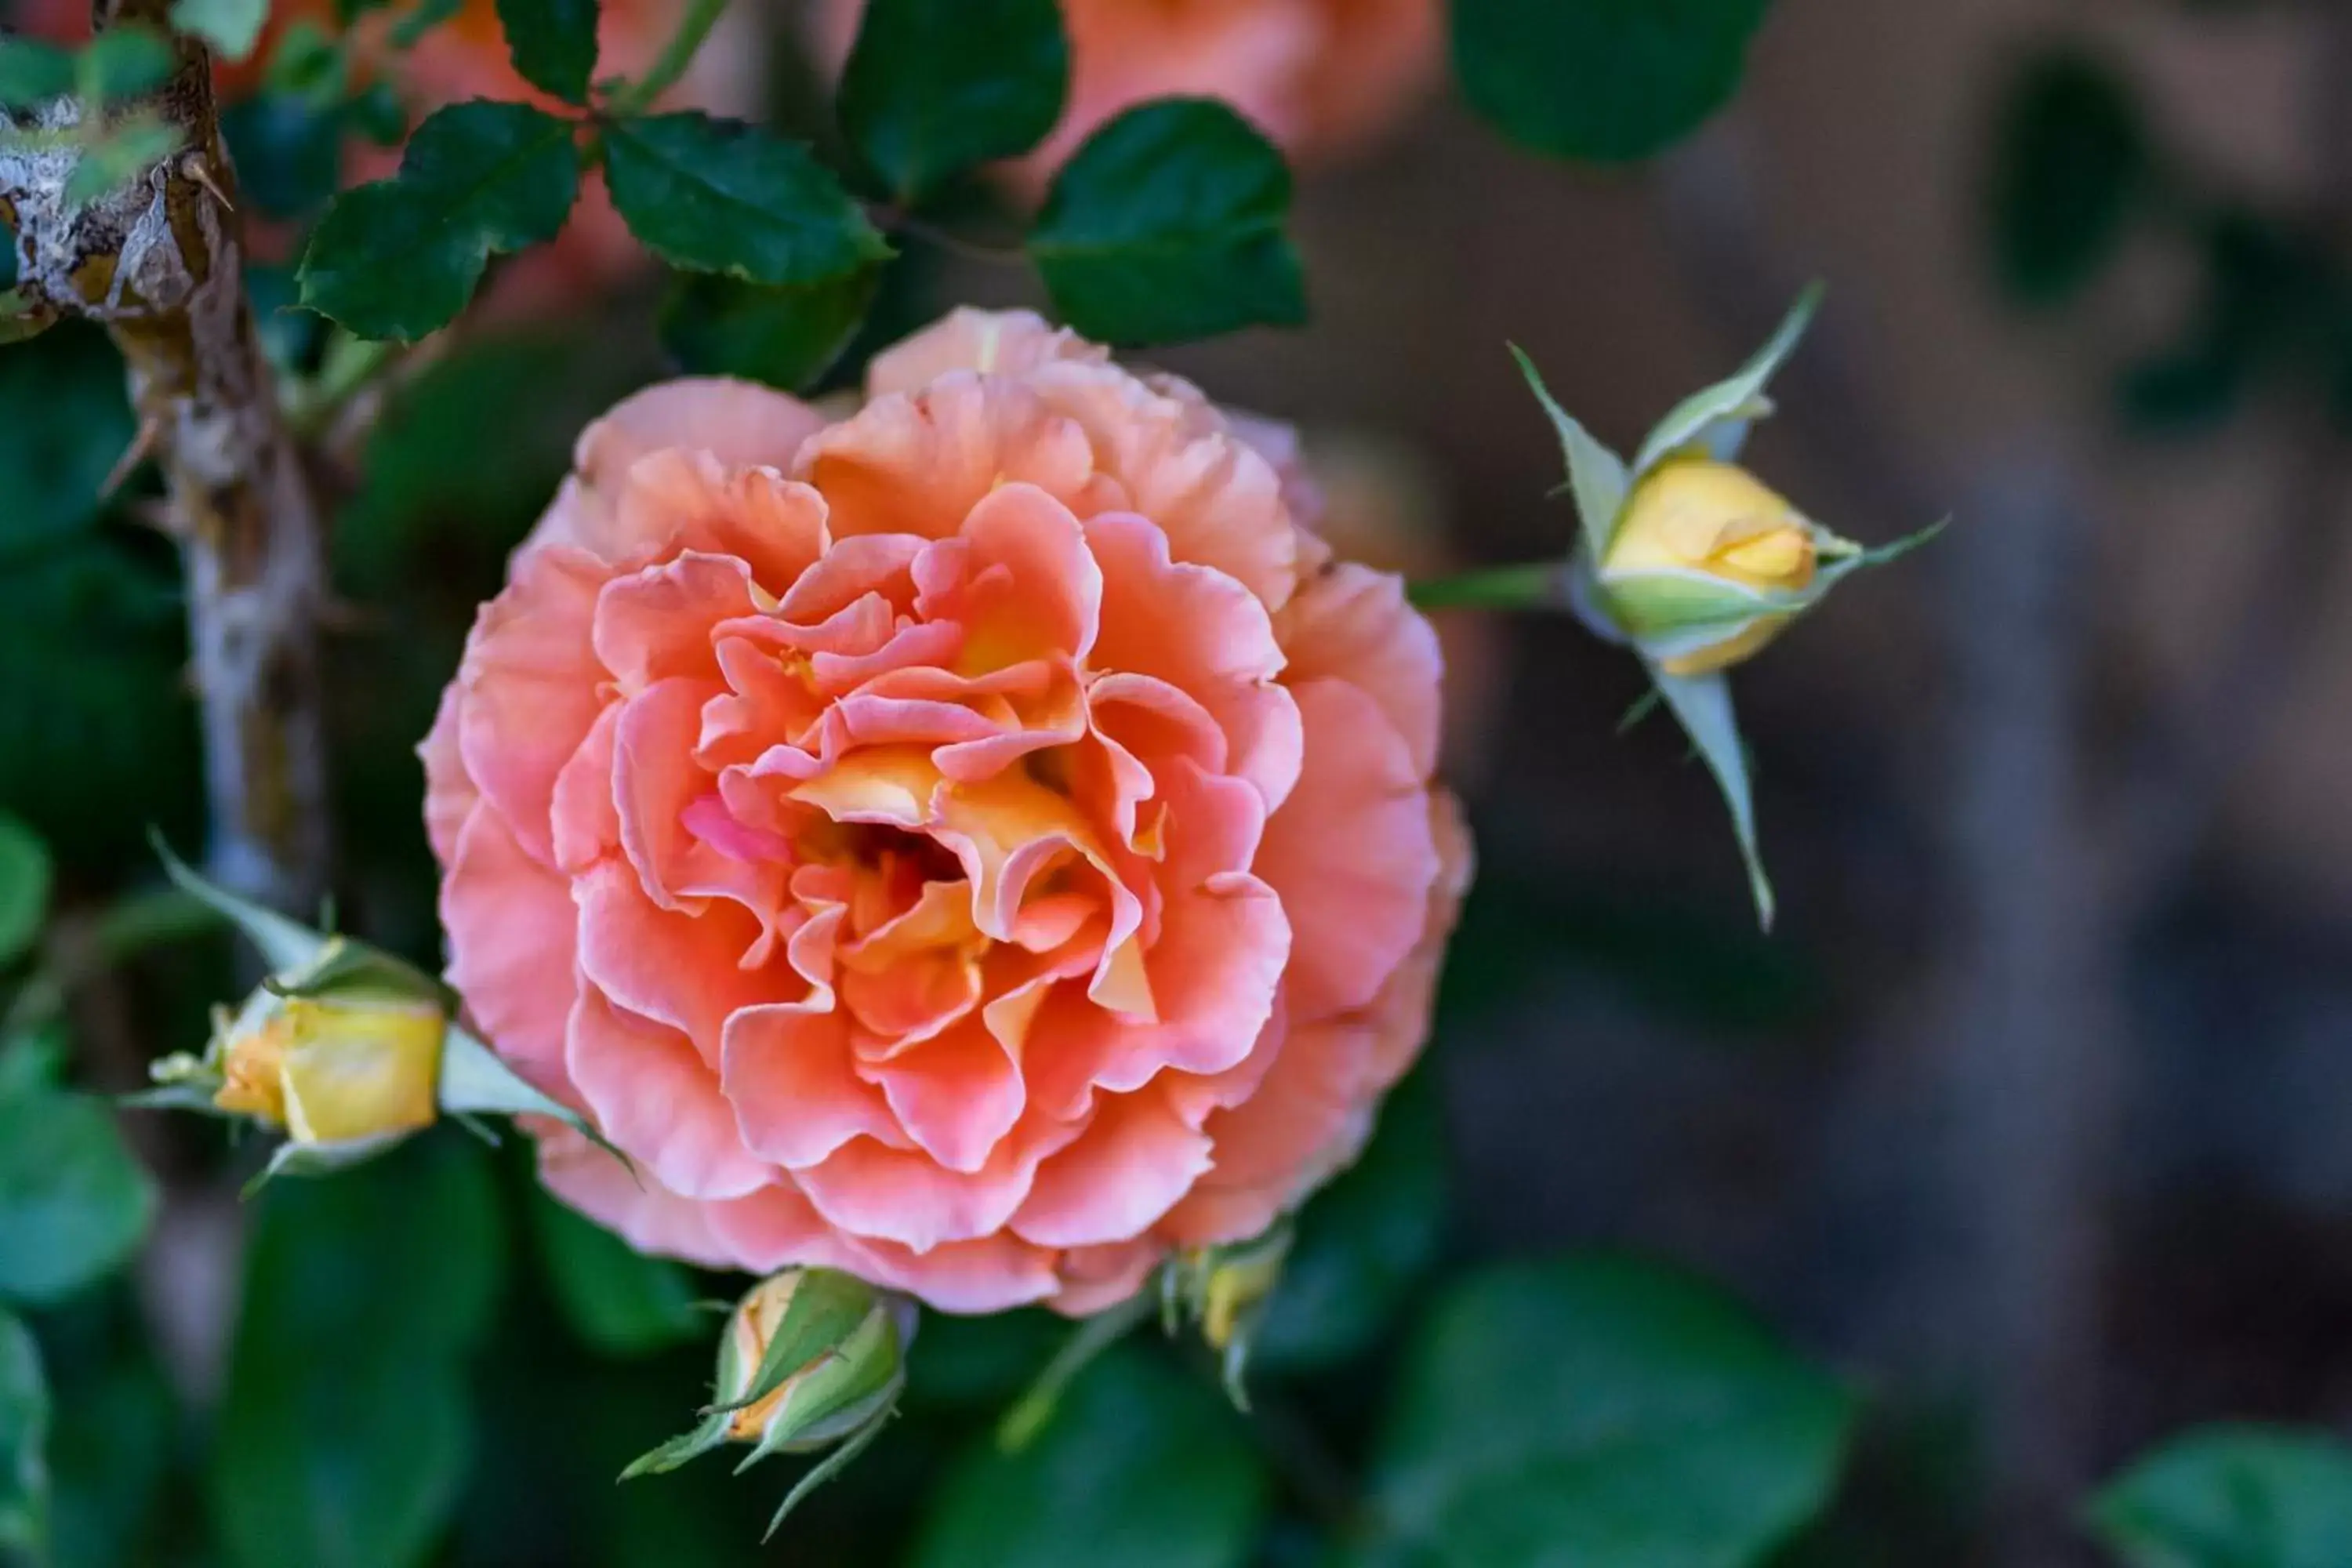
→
(1, 0, 330, 915)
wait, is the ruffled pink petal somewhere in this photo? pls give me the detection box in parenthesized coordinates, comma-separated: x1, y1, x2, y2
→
(419, 682, 474, 868)
(1162, 1012, 1377, 1247)
(868, 1016, 1025, 1174)
(722, 1002, 907, 1167)
(792, 1120, 1071, 1252)
(606, 449, 831, 590)
(1279, 562, 1444, 779)
(865, 307, 1105, 398)
(1029, 362, 1299, 611)
(1047, 1240, 1163, 1316)
(567, 986, 772, 1200)
(441, 802, 580, 1095)
(574, 858, 773, 1061)
(846, 1232, 1063, 1313)
(575, 378, 829, 500)
(1085, 512, 1301, 810)
(612, 677, 730, 908)
(538, 1127, 743, 1270)
(1253, 678, 1439, 1021)
(550, 705, 622, 874)
(1011, 1086, 1212, 1248)
(593, 551, 756, 694)
(924, 483, 1104, 670)
(797, 374, 1107, 542)
(456, 544, 611, 868)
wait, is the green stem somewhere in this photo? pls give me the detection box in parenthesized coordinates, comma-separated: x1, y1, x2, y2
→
(1406, 561, 1566, 612)
(604, 0, 731, 117)
(995, 1289, 1153, 1453)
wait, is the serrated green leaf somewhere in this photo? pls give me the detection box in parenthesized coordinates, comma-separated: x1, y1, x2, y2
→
(1352, 1256, 1853, 1568)
(1632, 282, 1820, 477)
(1453, 0, 1776, 164)
(172, 0, 270, 62)
(1510, 343, 1629, 564)
(1651, 668, 1774, 930)
(0, 39, 74, 109)
(0, 815, 50, 968)
(1991, 49, 2151, 309)
(1030, 99, 1305, 345)
(2088, 1426, 2352, 1568)
(839, 0, 1068, 201)
(0, 1311, 45, 1559)
(299, 100, 581, 341)
(0, 1090, 157, 1307)
(530, 1190, 701, 1357)
(911, 1348, 1269, 1568)
(495, 0, 598, 104)
(603, 112, 890, 285)
(658, 264, 880, 391)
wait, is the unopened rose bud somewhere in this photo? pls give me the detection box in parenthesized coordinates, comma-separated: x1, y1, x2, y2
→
(622, 1267, 915, 1539)
(1595, 456, 1842, 677)
(1167, 1227, 1291, 1408)
(137, 841, 616, 1185)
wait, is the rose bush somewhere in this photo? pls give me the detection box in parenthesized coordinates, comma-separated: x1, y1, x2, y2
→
(815, 0, 1441, 194)
(423, 309, 1470, 1313)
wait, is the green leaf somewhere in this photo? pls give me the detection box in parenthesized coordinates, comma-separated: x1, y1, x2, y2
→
(0, 815, 50, 969)
(0, 1090, 156, 1308)
(1254, 1071, 1446, 1374)
(529, 1190, 701, 1358)
(2088, 1426, 2352, 1568)
(215, 1137, 502, 1568)
(496, 0, 599, 105)
(838, 0, 1068, 201)
(64, 118, 185, 206)
(1632, 282, 1820, 477)
(1991, 50, 2151, 309)
(1510, 343, 1629, 564)
(0, 40, 74, 109)
(1651, 668, 1774, 930)
(658, 264, 880, 391)
(0, 1311, 45, 1561)
(223, 90, 350, 221)
(0, 326, 137, 561)
(1356, 1256, 1853, 1568)
(78, 27, 176, 104)
(1029, 99, 1306, 345)
(1452, 0, 1776, 164)
(299, 100, 582, 341)
(172, 0, 271, 62)
(45, 1355, 174, 1568)
(910, 1348, 1269, 1568)
(603, 112, 891, 285)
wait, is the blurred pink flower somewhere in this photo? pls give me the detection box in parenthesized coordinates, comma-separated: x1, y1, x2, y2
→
(814, 0, 1442, 194)
(424, 308, 1470, 1313)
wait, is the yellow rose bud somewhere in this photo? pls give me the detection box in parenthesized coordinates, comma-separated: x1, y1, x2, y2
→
(1599, 458, 1822, 677)
(210, 993, 444, 1145)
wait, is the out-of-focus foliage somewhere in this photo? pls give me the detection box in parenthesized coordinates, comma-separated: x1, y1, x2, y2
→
(1029, 100, 1307, 343)
(909, 1348, 1269, 1568)
(529, 1191, 704, 1359)
(2088, 1427, 2352, 1568)
(837, 0, 1069, 203)
(1988, 50, 2151, 308)
(0, 1312, 45, 1560)
(1350, 1256, 1855, 1567)
(1452, 0, 1777, 162)
(0, 1087, 155, 1310)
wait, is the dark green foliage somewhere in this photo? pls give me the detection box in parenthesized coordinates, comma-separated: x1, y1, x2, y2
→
(838, 0, 1068, 202)
(495, 0, 599, 105)
(2089, 1426, 2352, 1568)
(658, 265, 882, 391)
(299, 101, 583, 340)
(1451, 0, 1776, 164)
(1029, 100, 1305, 344)
(603, 113, 891, 285)
(1989, 50, 2152, 307)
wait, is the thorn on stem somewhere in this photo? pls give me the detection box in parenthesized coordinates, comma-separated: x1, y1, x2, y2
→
(180, 152, 234, 213)
(103, 412, 165, 498)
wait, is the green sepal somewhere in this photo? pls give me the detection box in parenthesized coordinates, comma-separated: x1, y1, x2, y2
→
(619, 1407, 735, 1480)
(762, 1403, 894, 1543)
(1647, 669, 1773, 931)
(1632, 282, 1823, 477)
(436, 1022, 619, 1168)
(1509, 343, 1628, 565)
(151, 832, 323, 975)
(242, 1130, 410, 1197)
(710, 1271, 884, 1418)
(734, 1309, 905, 1468)
(266, 936, 455, 1011)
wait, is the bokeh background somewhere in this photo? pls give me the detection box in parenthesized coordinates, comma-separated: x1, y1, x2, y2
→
(5, 1, 2351, 1564)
